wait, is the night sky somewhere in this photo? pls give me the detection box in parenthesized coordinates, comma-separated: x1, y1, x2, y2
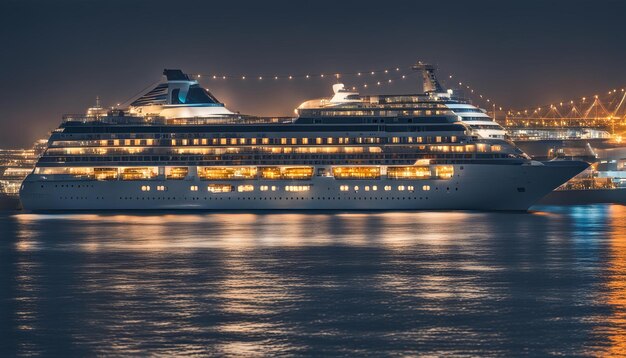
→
(1, 0, 625, 148)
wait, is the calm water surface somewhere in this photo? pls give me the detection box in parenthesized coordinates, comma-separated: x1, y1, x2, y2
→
(1, 206, 626, 356)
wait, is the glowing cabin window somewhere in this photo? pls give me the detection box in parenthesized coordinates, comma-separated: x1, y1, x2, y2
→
(282, 167, 314, 180)
(281, 138, 287, 145)
(260, 185, 269, 191)
(157, 185, 167, 191)
(94, 168, 118, 180)
(353, 186, 359, 191)
(398, 185, 405, 191)
(477, 144, 487, 152)
(260, 167, 314, 180)
(237, 185, 254, 192)
(392, 137, 400, 144)
(372, 185, 378, 191)
(365, 186, 370, 191)
(435, 166, 454, 179)
(332, 167, 381, 180)
(141, 185, 151, 191)
(387, 166, 430, 180)
(262, 138, 269, 144)
(207, 184, 233, 193)
(198, 167, 257, 180)
(302, 138, 309, 145)
(121, 167, 157, 181)
(340, 185, 349, 191)
(491, 145, 502, 152)
(260, 167, 281, 179)
(285, 185, 310, 192)
(422, 185, 431, 191)
(384, 185, 392, 191)
(271, 186, 277, 191)
(190, 185, 199, 191)
(166, 167, 188, 180)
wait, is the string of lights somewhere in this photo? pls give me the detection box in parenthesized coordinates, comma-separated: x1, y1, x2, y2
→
(190, 66, 410, 83)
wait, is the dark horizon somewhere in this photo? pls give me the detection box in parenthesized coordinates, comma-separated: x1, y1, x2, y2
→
(1, 0, 625, 148)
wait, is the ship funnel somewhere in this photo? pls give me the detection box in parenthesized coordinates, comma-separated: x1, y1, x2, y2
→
(411, 61, 445, 94)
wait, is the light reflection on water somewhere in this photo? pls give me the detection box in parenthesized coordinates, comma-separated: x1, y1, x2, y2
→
(1, 207, 626, 355)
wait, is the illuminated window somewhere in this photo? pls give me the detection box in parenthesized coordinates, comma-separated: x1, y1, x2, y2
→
(260, 185, 269, 191)
(166, 167, 188, 180)
(198, 167, 257, 180)
(171, 139, 177, 146)
(285, 185, 311, 192)
(392, 137, 400, 144)
(190, 185, 199, 191)
(157, 185, 167, 191)
(237, 185, 254, 192)
(220, 138, 227, 145)
(387, 166, 430, 180)
(316, 138, 322, 144)
(250, 138, 257, 145)
(271, 186, 277, 191)
(332, 166, 381, 179)
(365, 186, 370, 191)
(384, 185, 392, 191)
(436, 136, 442, 143)
(372, 185, 378, 191)
(262, 138, 269, 144)
(327, 137, 334, 144)
(193, 139, 199, 145)
(121, 167, 157, 181)
(491, 145, 502, 152)
(398, 185, 405, 191)
(340, 185, 349, 191)
(291, 138, 297, 145)
(422, 185, 431, 191)
(141, 185, 151, 191)
(301, 138, 309, 144)
(208, 184, 233, 193)
(408, 186, 414, 191)
(239, 138, 246, 144)
(435, 166, 454, 179)
(353, 186, 359, 191)
(281, 138, 287, 145)
(201, 138, 208, 145)
(451, 136, 457, 142)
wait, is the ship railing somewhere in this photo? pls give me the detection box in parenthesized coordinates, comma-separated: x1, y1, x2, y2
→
(165, 116, 296, 125)
(62, 114, 167, 125)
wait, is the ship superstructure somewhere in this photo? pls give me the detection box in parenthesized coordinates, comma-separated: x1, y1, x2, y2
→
(20, 68, 587, 211)
(412, 62, 507, 140)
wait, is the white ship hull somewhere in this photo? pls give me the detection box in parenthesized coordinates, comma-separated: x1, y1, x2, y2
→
(20, 163, 586, 211)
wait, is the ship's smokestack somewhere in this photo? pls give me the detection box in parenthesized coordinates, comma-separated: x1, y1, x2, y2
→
(411, 61, 445, 93)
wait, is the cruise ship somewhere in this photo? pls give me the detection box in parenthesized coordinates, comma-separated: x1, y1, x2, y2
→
(20, 68, 588, 211)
